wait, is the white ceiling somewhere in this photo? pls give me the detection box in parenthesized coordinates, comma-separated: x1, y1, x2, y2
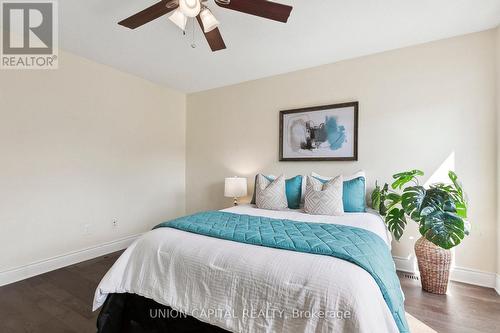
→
(60, 0, 500, 93)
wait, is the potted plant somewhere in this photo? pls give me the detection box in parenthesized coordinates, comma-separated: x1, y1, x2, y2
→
(371, 170, 469, 294)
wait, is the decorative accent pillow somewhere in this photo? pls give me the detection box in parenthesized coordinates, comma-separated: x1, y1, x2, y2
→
(304, 175, 344, 216)
(251, 175, 303, 209)
(283, 175, 302, 209)
(311, 171, 367, 212)
(255, 174, 288, 210)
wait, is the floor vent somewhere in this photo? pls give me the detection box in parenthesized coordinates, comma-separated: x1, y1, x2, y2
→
(403, 273, 420, 281)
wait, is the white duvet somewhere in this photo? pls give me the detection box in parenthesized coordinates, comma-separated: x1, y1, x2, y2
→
(93, 205, 400, 333)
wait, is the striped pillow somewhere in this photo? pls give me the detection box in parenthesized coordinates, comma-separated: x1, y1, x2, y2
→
(255, 174, 288, 210)
(304, 175, 344, 216)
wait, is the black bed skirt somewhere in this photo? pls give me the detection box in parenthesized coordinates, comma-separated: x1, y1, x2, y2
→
(97, 293, 229, 333)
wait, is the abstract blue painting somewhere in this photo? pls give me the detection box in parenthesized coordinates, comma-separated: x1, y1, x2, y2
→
(280, 102, 358, 161)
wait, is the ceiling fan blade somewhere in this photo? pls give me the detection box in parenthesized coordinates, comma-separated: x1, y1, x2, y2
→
(118, 0, 177, 29)
(215, 0, 292, 23)
(196, 16, 226, 52)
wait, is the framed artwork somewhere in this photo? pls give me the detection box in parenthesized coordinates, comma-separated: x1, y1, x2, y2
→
(279, 102, 358, 161)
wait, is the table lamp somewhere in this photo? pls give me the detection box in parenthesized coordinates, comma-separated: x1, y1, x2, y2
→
(224, 177, 248, 206)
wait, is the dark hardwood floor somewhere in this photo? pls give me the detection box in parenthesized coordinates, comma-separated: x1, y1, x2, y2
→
(0, 252, 498, 333)
(0, 253, 118, 333)
(399, 271, 500, 333)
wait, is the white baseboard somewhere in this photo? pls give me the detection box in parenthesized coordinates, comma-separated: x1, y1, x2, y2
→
(450, 266, 497, 289)
(393, 255, 499, 293)
(392, 255, 416, 273)
(0, 234, 141, 287)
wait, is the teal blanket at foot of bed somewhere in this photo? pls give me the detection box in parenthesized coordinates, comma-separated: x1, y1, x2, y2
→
(154, 211, 409, 333)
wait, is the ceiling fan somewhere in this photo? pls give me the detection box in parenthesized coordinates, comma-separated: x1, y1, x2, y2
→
(118, 0, 293, 52)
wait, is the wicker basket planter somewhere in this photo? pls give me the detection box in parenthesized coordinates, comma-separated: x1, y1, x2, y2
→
(414, 237, 452, 294)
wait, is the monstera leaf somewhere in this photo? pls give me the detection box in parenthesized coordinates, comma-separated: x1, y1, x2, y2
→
(371, 183, 383, 212)
(391, 169, 424, 190)
(372, 183, 390, 215)
(384, 193, 402, 215)
(418, 199, 465, 249)
(386, 208, 407, 241)
(401, 186, 426, 221)
(448, 171, 468, 219)
(428, 172, 468, 220)
(421, 187, 451, 210)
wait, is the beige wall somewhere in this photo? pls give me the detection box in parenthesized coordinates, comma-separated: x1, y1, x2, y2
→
(497, 26, 500, 277)
(187, 30, 498, 273)
(0, 50, 186, 272)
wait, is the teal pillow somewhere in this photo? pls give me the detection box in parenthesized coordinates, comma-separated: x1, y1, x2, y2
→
(284, 175, 303, 209)
(313, 176, 366, 212)
(251, 175, 303, 209)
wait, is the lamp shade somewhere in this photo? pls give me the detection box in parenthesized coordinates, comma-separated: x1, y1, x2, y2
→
(169, 8, 187, 31)
(224, 177, 248, 198)
(199, 7, 219, 33)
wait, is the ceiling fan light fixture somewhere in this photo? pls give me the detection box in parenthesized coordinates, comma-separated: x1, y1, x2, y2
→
(169, 8, 188, 31)
(200, 7, 219, 33)
(179, 0, 201, 18)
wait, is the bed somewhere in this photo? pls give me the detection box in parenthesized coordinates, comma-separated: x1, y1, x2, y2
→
(93, 205, 406, 333)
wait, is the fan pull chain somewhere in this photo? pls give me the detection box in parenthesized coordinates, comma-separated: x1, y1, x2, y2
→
(191, 18, 196, 48)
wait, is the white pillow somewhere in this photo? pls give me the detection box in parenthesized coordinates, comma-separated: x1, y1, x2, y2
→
(255, 174, 288, 210)
(304, 175, 344, 216)
(254, 174, 307, 207)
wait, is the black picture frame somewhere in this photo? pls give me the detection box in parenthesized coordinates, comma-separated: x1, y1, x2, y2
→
(279, 102, 358, 161)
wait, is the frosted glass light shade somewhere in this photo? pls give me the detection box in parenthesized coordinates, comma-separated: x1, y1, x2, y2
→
(169, 9, 187, 30)
(200, 7, 219, 33)
(224, 177, 248, 198)
(179, 0, 201, 18)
